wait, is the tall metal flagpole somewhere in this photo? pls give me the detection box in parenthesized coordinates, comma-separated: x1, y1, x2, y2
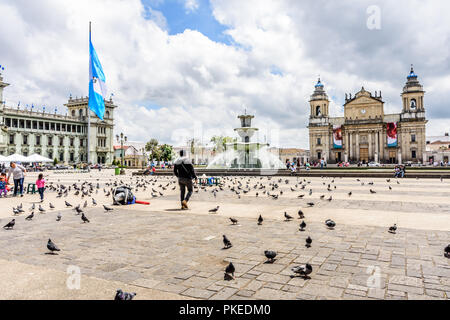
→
(87, 21, 91, 165)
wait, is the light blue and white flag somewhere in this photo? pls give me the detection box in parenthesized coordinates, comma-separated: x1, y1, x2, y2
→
(88, 33, 107, 120)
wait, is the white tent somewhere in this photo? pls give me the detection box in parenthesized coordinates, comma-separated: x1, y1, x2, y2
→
(6, 154, 30, 163)
(0, 155, 8, 163)
(27, 154, 53, 163)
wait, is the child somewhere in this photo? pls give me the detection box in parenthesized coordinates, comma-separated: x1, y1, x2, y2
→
(36, 173, 46, 202)
(0, 173, 7, 198)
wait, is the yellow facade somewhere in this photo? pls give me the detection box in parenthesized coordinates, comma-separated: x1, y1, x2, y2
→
(308, 66, 427, 164)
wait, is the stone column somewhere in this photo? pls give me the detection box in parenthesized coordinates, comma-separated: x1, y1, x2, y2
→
(368, 131, 372, 161)
(375, 131, 379, 163)
(344, 130, 349, 162)
(355, 133, 359, 160)
(349, 132, 353, 160)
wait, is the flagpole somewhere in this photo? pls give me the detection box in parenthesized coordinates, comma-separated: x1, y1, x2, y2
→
(87, 21, 91, 165)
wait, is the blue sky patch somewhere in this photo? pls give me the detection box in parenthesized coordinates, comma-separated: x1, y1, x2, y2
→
(141, 0, 232, 45)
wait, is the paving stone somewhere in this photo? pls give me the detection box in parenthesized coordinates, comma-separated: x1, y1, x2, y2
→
(182, 288, 216, 299)
(236, 290, 255, 298)
(388, 284, 424, 295)
(245, 280, 264, 292)
(214, 277, 251, 289)
(256, 273, 291, 284)
(210, 287, 239, 300)
(131, 278, 161, 289)
(254, 288, 297, 300)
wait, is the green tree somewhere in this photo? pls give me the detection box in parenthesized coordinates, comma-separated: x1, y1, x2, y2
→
(53, 158, 58, 166)
(145, 138, 160, 161)
(159, 144, 174, 162)
(210, 136, 237, 153)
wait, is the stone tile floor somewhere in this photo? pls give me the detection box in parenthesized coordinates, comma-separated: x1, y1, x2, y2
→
(0, 204, 448, 300)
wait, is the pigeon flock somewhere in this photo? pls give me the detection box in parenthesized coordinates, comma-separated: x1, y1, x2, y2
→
(1, 173, 449, 299)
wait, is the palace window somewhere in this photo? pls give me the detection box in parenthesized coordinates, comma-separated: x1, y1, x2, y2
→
(32, 121, 37, 129)
(26, 120, 31, 129)
(317, 138, 322, 145)
(39, 122, 43, 130)
(12, 119, 18, 127)
(19, 120, 24, 128)
(59, 137, 64, 146)
(48, 151, 53, 159)
(72, 110, 76, 117)
(36, 136, 41, 146)
(79, 109, 83, 117)
(48, 136, 53, 146)
(411, 134, 416, 142)
(56, 123, 60, 131)
(23, 135, 28, 145)
(80, 139, 84, 147)
(59, 153, 64, 162)
(70, 138, 74, 147)
(412, 150, 417, 159)
(5, 118, 11, 127)
(70, 153, 74, 162)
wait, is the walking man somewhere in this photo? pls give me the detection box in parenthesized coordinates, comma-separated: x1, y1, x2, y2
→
(7, 162, 26, 197)
(174, 150, 197, 210)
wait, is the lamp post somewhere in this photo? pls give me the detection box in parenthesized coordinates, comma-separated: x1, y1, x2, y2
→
(141, 147, 145, 169)
(116, 133, 127, 175)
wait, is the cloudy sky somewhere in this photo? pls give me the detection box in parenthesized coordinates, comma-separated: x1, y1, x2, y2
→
(0, 0, 449, 148)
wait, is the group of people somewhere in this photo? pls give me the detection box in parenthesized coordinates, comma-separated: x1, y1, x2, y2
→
(0, 161, 47, 201)
(394, 165, 406, 178)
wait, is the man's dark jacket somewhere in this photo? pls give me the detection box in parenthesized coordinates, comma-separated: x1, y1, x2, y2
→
(174, 157, 197, 180)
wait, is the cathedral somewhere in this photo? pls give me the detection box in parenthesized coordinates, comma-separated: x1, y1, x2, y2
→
(308, 66, 427, 164)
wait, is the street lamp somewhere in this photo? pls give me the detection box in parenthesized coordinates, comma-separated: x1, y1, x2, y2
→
(116, 133, 127, 175)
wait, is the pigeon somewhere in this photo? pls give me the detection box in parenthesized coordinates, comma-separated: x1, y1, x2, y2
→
(74, 206, 83, 215)
(114, 289, 136, 301)
(299, 221, 306, 231)
(370, 189, 376, 194)
(209, 206, 220, 214)
(298, 210, 305, 219)
(38, 205, 46, 213)
(47, 239, 60, 254)
(229, 218, 238, 225)
(3, 219, 15, 230)
(307, 202, 314, 207)
(305, 236, 312, 248)
(257, 215, 263, 225)
(445, 244, 450, 258)
(325, 219, 336, 229)
(224, 262, 235, 280)
(49, 203, 55, 209)
(56, 213, 62, 222)
(65, 201, 73, 207)
(92, 198, 97, 206)
(264, 250, 277, 263)
(348, 191, 352, 197)
(291, 264, 313, 278)
(12, 207, 20, 215)
(223, 235, 232, 249)
(81, 213, 90, 223)
(389, 186, 392, 190)
(25, 212, 34, 221)
(103, 205, 114, 212)
(284, 212, 293, 221)
(83, 200, 88, 208)
(389, 224, 397, 234)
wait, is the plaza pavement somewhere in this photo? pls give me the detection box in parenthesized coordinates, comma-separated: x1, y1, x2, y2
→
(0, 169, 449, 300)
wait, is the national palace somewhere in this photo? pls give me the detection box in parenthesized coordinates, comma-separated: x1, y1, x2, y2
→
(0, 70, 115, 165)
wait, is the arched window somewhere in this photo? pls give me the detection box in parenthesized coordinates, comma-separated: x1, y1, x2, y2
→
(106, 111, 110, 118)
(316, 106, 321, 116)
(71, 110, 75, 117)
(410, 99, 417, 109)
(79, 109, 83, 117)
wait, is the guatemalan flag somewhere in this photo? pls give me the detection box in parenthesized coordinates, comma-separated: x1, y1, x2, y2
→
(88, 35, 107, 120)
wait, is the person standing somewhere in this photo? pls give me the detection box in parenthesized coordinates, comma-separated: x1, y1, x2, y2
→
(36, 173, 46, 202)
(174, 150, 197, 210)
(7, 162, 26, 197)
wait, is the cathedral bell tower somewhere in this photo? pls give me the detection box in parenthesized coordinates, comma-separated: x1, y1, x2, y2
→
(310, 78, 329, 118)
(401, 65, 425, 114)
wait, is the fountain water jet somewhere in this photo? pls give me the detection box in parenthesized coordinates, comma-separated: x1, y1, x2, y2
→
(207, 113, 285, 170)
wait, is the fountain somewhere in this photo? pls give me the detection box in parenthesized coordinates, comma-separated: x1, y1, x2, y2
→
(207, 112, 285, 170)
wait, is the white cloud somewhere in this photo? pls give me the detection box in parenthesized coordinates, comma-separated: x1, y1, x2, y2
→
(184, 0, 199, 13)
(0, 0, 449, 150)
